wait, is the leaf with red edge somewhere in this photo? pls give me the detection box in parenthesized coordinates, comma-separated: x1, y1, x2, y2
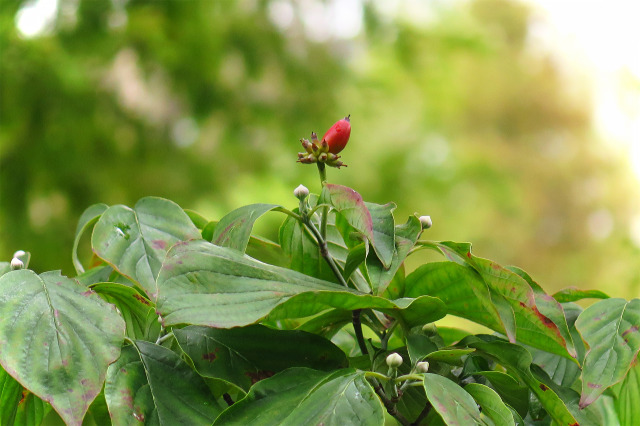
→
(422, 242, 574, 361)
(0, 270, 125, 426)
(575, 298, 640, 408)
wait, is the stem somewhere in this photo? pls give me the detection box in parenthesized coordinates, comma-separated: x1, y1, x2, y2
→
(305, 220, 348, 288)
(155, 331, 174, 345)
(411, 402, 432, 426)
(364, 371, 390, 381)
(396, 374, 425, 383)
(352, 309, 368, 356)
(317, 163, 328, 240)
(369, 378, 410, 426)
(380, 320, 398, 351)
(222, 393, 234, 407)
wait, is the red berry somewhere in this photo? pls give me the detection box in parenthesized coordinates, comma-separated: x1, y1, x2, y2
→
(322, 116, 351, 154)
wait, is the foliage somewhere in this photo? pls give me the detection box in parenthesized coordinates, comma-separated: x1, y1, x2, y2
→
(3, 0, 640, 302)
(1, 159, 638, 425)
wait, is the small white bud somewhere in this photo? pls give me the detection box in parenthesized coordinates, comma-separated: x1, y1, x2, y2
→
(386, 353, 403, 368)
(419, 216, 432, 230)
(13, 250, 26, 259)
(10, 258, 24, 270)
(416, 361, 430, 373)
(294, 184, 309, 200)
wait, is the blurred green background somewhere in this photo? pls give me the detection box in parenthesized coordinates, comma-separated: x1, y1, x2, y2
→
(2, 0, 639, 298)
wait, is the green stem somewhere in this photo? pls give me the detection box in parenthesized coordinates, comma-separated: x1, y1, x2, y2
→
(364, 371, 390, 381)
(304, 220, 348, 288)
(317, 163, 328, 240)
(395, 374, 425, 383)
(369, 378, 410, 426)
(155, 331, 174, 345)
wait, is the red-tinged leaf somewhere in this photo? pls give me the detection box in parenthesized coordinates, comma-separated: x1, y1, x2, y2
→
(91, 197, 201, 299)
(210, 203, 283, 253)
(575, 298, 640, 408)
(423, 242, 574, 361)
(0, 270, 125, 426)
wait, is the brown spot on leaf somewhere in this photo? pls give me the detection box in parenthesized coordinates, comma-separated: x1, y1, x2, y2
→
(587, 382, 602, 389)
(539, 384, 548, 391)
(245, 370, 275, 385)
(466, 252, 472, 259)
(622, 325, 639, 337)
(133, 293, 151, 305)
(133, 412, 145, 422)
(152, 240, 167, 250)
(82, 290, 93, 296)
(202, 352, 217, 362)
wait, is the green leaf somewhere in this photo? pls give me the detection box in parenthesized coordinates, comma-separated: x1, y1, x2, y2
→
(508, 266, 577, 358)
(321, 184, 374, 242)
(575, 298, 640, 408)
(552, 287, 610, 303)
(213, 368, 384, 425)
(343, 242, 368, 282)
(72, 203, 108, 274)
(92, 197, 201, 298)
(422, 373, 485, 425)
(211, 203, 282, 252)
(422, 243, 574, 361)
(296, 309, 353, 338)
(323, 184, 395, 269)
(527, 345, 581, 388)
(245, 235, 289, 268)
(279, 212, 338, 284)
(364, 201, 396, 269)
(174, 325, 348, 392)
(0, 270, 125, 426)
(156, 240, 446, 328)
(425, 349, 475, 366)
(464, 383, 515, 426)
(1, 366, 21, 426)
(405, 262, 505, 334)
(613, 360, 640, 425)
(105, 342, 222, 425)
(74, 264, 113, 287)
(0, 262, 10, 278)
(90, 282, 161, 341)
(460, 335, 578, 426)
(368, 216, 422, 296)
(184, 209, 210, 230)
(531, 364, 604, 426)
(13, 391, 50, 426)
(406, 332, 439, 365)
(473, 371, 529, 418)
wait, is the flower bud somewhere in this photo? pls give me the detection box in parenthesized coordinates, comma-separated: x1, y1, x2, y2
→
(322, 115, 351, 154)
(386, 353, 403, 368)
(10, 258, 24, 270)
(318, 152, 328, 162)
(294, 184, 309, 200)
(416, 361, 430, 373)
(419, 215, 432, 230)
(13, 250, 26, 258)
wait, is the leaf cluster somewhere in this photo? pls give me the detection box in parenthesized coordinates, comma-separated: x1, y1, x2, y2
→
(1, 187, 639, 425)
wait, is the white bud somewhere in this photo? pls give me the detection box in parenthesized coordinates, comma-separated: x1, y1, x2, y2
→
(386, 353, 403, 368)
(294, 184, 309, 200)
(13, 250, 26, 258)
(10, 258, 24, 270)
(419, 216, 432, 230)
(416, 361, 430, 373)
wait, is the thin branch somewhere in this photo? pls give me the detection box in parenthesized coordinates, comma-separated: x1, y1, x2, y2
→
(304, 220, 348, 288)
(411, 402, 432, 426)
(352, 309, 368, 355)
(370, 378, 410, 426)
